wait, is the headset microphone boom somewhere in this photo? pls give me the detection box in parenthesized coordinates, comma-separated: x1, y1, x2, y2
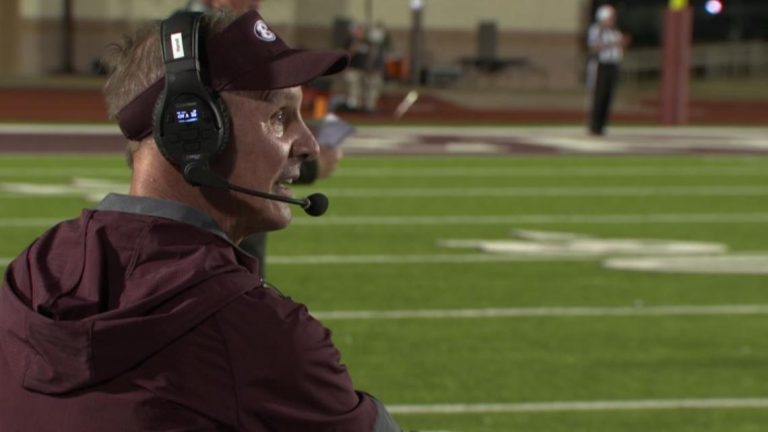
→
(183, 163, 329, 217)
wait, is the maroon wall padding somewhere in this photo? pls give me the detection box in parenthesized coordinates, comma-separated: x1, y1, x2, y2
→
(660, 7, 694, 125)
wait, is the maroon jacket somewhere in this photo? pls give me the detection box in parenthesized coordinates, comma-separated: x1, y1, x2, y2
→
(0, 194, 399, 432)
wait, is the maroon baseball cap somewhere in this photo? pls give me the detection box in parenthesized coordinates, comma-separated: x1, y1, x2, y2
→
(117, 10, 349, 141)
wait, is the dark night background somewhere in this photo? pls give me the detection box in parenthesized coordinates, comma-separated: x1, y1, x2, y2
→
(591, 0, 768, 46)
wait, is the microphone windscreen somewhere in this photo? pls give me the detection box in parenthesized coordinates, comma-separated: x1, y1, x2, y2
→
(304, 193, 329, 217)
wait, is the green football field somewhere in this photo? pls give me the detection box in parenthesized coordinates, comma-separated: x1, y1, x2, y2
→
(1, 152, 767, 431)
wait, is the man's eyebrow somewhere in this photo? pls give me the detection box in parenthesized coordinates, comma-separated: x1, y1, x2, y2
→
(266, 88, 301, 105)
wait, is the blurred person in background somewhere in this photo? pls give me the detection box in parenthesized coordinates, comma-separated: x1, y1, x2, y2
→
(586, 4, 628, 136)
(0, 10, 399, 431)
(342, 21, 390, 113)
(342, 22, 370, 111)
(363, 20, 391, 113)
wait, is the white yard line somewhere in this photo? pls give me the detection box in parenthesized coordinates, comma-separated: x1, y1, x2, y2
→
(0, 166, 763, 179)
(387, 398, 768, 415)
(0, 218, 64, 227)
(290, 213, 768, 226)
(312, 304, 768, 321)
(0, 168, 128, 177)
(2, 186, 768, 200)
(1, 213, 767, 229)
(320, 186, 768, 198)
(3, 124, 763, 136)
(269, 254, 591, 265)
(0, 123, 120, 135)
(0, 254, 587, 267)
(605, 254, 768, 275)
(336, 166, 768, 178)
(353, 125, 768, 137)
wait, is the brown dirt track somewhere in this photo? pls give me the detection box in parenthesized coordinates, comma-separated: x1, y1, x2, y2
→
(0, 88, 110, 123)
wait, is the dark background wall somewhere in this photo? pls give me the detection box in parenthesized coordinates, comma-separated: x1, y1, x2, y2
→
(590, 0, 768, 46)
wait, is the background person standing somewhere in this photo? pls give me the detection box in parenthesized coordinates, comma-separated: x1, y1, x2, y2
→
(586, 4, 627, 136)
(363, 21, 391, 113)
(342, 22, 371, 112)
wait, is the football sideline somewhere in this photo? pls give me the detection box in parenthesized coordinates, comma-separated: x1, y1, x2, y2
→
(1, 125, 767, 431)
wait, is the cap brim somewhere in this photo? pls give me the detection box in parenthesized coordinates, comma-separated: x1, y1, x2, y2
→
(218, 49, 349, 91)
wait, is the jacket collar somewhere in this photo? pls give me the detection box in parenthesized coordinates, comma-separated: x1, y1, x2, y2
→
(97, 193, 231, 242)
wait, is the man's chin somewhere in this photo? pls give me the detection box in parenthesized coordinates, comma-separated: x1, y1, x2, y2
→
(262, 207, 293, 232)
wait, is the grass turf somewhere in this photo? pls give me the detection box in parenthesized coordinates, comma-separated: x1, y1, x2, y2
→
(0, 153, 767, 431)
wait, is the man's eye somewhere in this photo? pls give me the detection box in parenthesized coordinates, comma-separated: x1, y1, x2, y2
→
(272, 109, 287, 125)
(269, 109, 287, 137)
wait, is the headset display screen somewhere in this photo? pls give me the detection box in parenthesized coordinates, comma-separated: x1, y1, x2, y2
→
(175, 108, 199, 124)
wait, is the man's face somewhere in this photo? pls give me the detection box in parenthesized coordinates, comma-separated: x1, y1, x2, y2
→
(217, 87, 318, 236)
(599, 7, 617, 28)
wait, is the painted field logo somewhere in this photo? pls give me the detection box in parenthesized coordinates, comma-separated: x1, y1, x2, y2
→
(439, 229, 768, 275)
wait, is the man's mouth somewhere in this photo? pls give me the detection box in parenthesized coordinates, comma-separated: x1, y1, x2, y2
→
(273, 176, 297, 195)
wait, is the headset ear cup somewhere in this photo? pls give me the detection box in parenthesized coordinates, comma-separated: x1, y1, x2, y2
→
(151, 88, 229, 168)
(151, 90, 178, 166)
(210, 92, 231, 159)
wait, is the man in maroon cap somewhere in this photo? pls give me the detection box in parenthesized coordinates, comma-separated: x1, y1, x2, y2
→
(0, 10, 400, 432)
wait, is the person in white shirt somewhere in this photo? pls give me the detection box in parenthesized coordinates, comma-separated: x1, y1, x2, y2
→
(586, 5, 627, 136)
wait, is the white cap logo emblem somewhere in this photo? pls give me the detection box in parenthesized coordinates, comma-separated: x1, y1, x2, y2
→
(254, 20, 277, 42)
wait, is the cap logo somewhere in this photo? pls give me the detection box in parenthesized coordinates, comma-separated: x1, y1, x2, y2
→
(254, 20, 276, 42)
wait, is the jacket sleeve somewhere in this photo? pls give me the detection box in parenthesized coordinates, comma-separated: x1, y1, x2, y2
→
(214, 286, 400, 432)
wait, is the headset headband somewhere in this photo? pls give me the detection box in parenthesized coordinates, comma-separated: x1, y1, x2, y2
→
(154, 11, 229, 172)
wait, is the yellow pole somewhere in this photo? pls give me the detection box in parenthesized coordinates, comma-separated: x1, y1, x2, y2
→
(669, 0, 689, 11)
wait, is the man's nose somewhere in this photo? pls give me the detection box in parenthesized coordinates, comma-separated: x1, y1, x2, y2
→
(291, 122, 320, 161)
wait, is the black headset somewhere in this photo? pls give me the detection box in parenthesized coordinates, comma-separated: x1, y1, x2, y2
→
(153, 12, 230, 183)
